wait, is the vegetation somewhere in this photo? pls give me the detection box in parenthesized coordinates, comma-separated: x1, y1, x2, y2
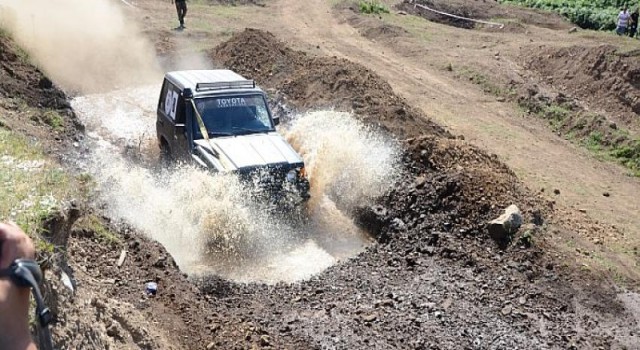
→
(531, 105, 640, 177)
(498, 0, 630, 30)
(455, 67, 516, 99)
(0, 128, 75, 258)
(359, 0, 390, 15)
(75, 214, 121, 245)
(453, 66, 640, 177)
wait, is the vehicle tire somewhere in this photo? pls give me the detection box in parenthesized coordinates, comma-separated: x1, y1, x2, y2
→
(159, 140, 172, 167)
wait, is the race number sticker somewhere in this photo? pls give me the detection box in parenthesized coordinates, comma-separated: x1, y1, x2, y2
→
(164, 90, 179, 119)
(217, 98, 247, 108)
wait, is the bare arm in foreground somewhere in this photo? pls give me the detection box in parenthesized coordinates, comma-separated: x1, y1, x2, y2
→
(0, 222, 37, 350)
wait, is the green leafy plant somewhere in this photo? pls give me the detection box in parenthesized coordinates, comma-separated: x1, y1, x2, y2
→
(359, 1, 390, 15)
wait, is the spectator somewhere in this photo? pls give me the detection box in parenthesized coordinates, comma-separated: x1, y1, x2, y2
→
(172, 0, 188, 30)
(630, 8, 639, 38)
(617, 6, 631, 35)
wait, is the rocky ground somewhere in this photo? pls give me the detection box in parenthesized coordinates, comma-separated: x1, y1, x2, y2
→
(1, 0, 639, 349)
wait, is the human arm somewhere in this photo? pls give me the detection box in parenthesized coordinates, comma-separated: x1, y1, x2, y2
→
(0, 222, 37, 350)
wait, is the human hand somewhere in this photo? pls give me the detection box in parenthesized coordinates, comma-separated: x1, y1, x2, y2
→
(0, 222, 37, 350)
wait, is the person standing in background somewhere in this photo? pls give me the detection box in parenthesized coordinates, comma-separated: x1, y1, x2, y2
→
(617, 6, 630, 35)
(630, 8, 639, 38)
(172, 0, 188, 30)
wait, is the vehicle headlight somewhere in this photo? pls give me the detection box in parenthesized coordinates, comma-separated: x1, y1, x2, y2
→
(286, 169, 297, 183)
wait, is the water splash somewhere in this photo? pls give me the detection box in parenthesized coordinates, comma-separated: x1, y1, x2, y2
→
(72, 88, 401, 283)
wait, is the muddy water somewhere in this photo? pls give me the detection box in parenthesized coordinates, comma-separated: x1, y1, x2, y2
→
(72, 87, 400, 283)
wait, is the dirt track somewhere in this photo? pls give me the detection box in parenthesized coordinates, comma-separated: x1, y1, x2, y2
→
(2, 0, 640, 349)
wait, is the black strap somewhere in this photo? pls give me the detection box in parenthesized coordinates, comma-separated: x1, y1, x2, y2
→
(0, 267, 11, 278)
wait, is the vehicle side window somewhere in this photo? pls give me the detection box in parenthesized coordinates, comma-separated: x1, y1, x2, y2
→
(158, 80, 169, 113)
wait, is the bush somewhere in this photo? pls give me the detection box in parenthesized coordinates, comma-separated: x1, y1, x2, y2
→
(359, 1, 390, 15)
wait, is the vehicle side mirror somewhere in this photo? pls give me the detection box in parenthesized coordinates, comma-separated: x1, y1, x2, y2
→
(273, 117, 280, 126)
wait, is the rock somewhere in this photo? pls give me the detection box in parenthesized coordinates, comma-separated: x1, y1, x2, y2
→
(60, 270, 75, 294)
(375, 299, 394, 308)
(362, 313, 378, 323)
(414, 176, 427, 189)
(578, 208, 587, 213)
(260, 335, 272, 347)
(568, 27, 578, 33)
(603, 192, 610, 197)
(501, 305, 513, 315)
(355, 205, 390, 241)
(106, 324, 121, 339)
(391, 218, 406, 230)
(518, 296, 527, 305)
(553, 189, 560, 195)
(434, 311, 443, 319)
(496, 96, 506, 102)
(488, 205, 523, 242)
(206, 342, 215, 350)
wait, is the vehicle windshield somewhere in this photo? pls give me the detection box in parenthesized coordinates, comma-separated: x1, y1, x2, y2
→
(193, 94, 273, 138)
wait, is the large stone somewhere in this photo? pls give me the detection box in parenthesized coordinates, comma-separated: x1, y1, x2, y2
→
(488, 205, 523, 242)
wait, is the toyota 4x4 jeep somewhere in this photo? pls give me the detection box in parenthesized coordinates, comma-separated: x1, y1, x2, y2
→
(156, 70, 310, 206)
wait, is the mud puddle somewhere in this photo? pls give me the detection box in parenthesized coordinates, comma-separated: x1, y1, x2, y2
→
(72, 86, 400, 283)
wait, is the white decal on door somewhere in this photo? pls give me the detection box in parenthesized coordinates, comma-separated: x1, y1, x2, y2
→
(164, 90, 179, 119)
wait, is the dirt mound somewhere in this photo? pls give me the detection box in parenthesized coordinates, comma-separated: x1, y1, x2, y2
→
(525, 45, 640, 128)
(0, 33, 82, 151)
(361, 23, 409, 40)
(399, 0, 571, 30)
(212, 28, 448, 139)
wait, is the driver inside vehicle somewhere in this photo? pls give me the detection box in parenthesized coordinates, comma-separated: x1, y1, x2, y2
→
(195, 95, 273, 137)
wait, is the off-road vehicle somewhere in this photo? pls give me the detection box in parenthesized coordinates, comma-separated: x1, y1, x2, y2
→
(156, 69, 310, 205)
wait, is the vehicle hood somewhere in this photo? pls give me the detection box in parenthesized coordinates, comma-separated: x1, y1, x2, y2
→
(194, 132, 304, 171)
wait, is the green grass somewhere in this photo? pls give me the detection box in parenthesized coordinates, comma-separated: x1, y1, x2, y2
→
(528, 103, 640, 176)
(0, 128, 76, 256)
(456, 67, 516, 98)
(40, 110, 65, 131)
(455, 65, 640, 177)
(75, 214, 121, 245)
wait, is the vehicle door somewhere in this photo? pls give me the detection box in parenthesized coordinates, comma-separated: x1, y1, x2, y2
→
(172, 94, 190, 159)
(157, 81, 188, 158)
(157, 80, 177, 153)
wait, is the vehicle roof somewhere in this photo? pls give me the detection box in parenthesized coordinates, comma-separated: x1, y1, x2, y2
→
(165, 70, 263, 96)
